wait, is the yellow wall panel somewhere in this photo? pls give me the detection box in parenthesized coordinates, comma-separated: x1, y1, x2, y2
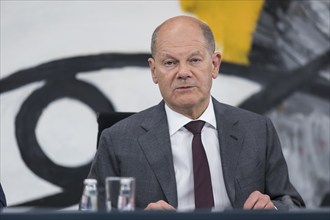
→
(180, 0, 264, 65)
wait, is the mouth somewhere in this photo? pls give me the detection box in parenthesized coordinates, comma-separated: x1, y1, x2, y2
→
(175, 86, 195, 91)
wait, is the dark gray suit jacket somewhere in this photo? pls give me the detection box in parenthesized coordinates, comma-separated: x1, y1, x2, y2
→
(88, 98, 304, 210)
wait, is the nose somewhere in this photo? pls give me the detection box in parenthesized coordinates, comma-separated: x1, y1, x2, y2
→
(177, 62, 192, 80)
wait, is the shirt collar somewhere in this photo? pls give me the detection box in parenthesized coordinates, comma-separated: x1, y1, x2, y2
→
(165, 98, 217, 136)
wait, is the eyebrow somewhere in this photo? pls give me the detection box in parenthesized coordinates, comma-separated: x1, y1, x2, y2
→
(190, 51, 203, 57)
(161, 51, 203, 59)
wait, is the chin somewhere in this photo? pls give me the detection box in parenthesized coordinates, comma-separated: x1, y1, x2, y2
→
(175, 100, 199, 109)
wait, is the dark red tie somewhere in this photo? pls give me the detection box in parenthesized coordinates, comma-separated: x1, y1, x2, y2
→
(185, 120, 214, 209)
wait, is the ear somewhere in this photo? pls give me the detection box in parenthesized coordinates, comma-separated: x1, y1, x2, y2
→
(211, 52, 221, 79)
(148, 57, 158, 84)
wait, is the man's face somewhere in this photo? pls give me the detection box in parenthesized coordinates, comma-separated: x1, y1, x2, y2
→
(148, 21, 221, 117)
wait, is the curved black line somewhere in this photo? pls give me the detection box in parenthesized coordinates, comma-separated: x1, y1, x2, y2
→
(0, 53, 150, 93)
(15, 79, 114, 188)
(1, 53, 328, 105)
(239, 50, 330, 114)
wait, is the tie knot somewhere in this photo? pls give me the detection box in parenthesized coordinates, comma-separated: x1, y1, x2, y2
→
(185, 120, 205, 135)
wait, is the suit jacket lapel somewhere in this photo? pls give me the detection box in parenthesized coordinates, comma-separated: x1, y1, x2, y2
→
(136, 98, 243, 208)
(213, 98, 244, 207)
(138, 102, 178, 207)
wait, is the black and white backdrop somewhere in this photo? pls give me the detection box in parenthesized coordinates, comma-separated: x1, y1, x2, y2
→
(1, 0, 329, 209)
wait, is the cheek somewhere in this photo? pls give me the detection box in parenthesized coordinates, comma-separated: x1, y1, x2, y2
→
(159, 79, 172, 92)
(200, 81, 212, 93)
(198, 72, 213, 87)
(158, 71, 175, 85)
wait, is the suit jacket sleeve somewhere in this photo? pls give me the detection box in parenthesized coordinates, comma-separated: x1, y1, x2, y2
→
(264, 117, 305, 210)
(87, 128, 119, 211)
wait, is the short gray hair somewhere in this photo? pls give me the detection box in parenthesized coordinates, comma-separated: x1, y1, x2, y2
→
(150, 19, 216, 57)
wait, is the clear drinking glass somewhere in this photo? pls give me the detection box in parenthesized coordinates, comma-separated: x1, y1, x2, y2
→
(79, 179, 98, 211)
(105, 177, 135, 211)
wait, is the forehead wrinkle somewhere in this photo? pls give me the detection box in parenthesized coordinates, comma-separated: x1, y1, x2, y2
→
(156, 40, 209, 59)
(159, 49, 205, 59)
(158, 38, 208, 49)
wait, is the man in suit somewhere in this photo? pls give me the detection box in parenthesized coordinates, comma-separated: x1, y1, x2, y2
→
(88, 15, 304, 211)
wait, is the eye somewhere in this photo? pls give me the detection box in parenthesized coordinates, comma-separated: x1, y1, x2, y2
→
(190, 58, 201, 64)
(164, 60, 177, 67)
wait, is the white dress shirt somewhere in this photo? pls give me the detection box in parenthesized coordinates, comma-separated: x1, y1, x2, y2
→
(165, 99, 232, 211)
